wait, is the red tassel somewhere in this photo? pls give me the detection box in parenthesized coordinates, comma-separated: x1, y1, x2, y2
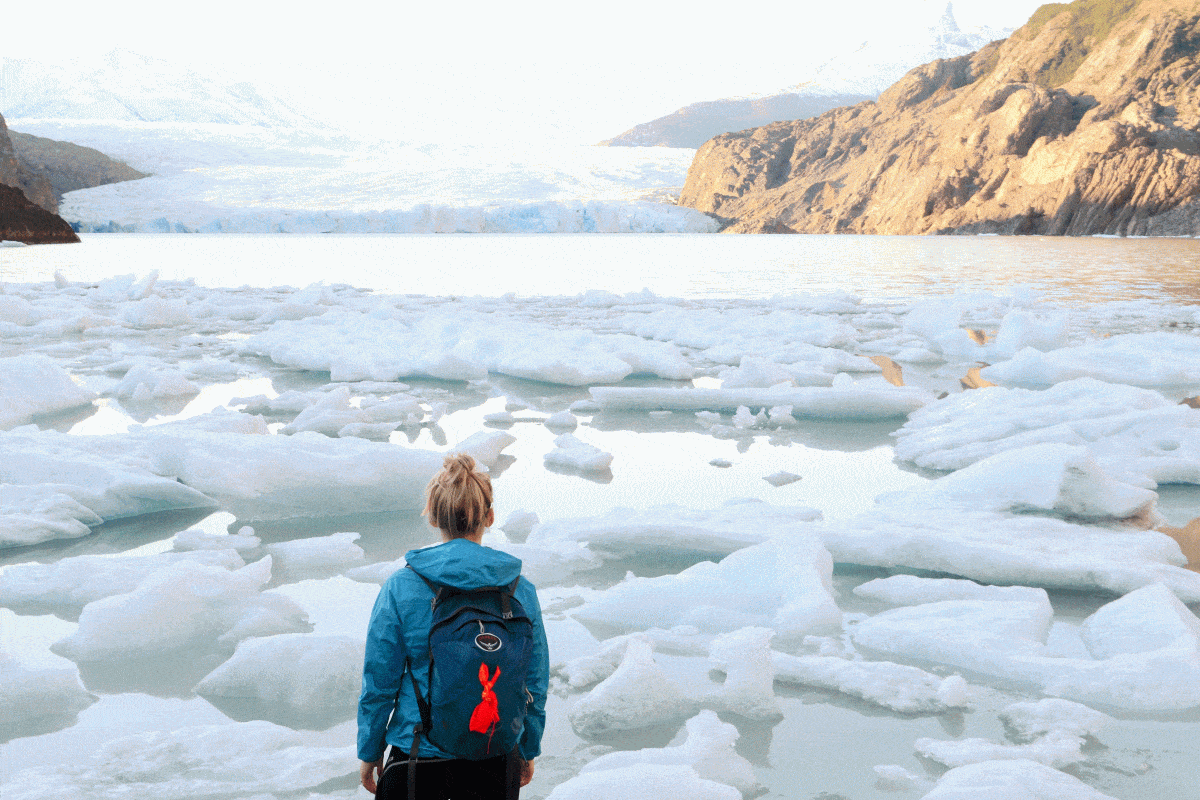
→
(469, 663, 501, 748)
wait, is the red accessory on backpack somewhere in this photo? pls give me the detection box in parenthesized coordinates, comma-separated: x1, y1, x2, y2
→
(469, 663, 501, 747)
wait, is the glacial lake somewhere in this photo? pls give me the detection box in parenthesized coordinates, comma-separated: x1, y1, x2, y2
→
(2, 232, 1200, 800)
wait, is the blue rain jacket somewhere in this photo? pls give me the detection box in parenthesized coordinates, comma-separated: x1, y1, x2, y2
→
(357, 538, 549, 763)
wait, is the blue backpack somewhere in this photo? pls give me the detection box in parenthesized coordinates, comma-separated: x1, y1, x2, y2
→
(402, 567, 533, 795)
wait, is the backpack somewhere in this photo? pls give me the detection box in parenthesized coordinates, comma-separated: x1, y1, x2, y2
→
(401, 566, 534, 795)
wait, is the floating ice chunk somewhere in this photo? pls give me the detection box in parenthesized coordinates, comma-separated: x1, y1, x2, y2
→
(195, 633, 364, 718)
(0, 653, 96, 742)
(173, 527, 261, 552)
(114, 361, 200, 399)
(731, 405, 764, 428)
(338, 421, 401, 438)
(568, 638, 696, 738)
(708, 627, 782, 720)
(983, 332, 1200, 388)
(559, 633, 648, 690)
(0, 294, 41, 325)
(285, 386, 427, 435)
(500, 509, 539, 540)
(893, 377, 1200, 486)
(763, 470, 801, 487)
(119, 294, 191, 328)
(569, 398, 600, 413)
(452, 430, 518, 470)
(0, 426, 219, 523)
(915, 730, 1087, 768)
(546, 764, 740, 800)
(0, 549, 245, 619)
(0, 484, 103, 548)
(820, 506, 1200, 601)
(546, 617, 603, 681)
(918, 759, 1118, 799)
(571, 535, 840, 645)
(710, 458, 732, 468)
(0, 719, 355, 799)
(544, 434, 613, 473)
(484, 410, 515, 424)
(590, 380, 934, 420)
(850, 597, 1055, 674)
(0, 355, 96, 429)
(577, 711, 759, 795)
(719, 357, 796, 389)
(1080, 583, 1200, 660)
(244, 310, 694, 386)
(528, 501, 821, 562)
(772, 651, 970, 713)
(851, 584, 1200, 712)
(854, 575, 1049, 607)
(264, 532, 365, 580)
(1000, 699, 1112, 741)
(544, 410, 578, 432)
(51, 557, 309, 662)
(880, 443, 1158, 522)
(233, 390, 317, 414)
(874, 764, 933, 792)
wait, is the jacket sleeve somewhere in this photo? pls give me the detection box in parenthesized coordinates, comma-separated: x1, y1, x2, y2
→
(518, 578, 549, 761)
(358, 578, 406, 763)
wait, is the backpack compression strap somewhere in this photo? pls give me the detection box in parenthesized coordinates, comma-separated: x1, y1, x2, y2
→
(406, 657, 433, 800)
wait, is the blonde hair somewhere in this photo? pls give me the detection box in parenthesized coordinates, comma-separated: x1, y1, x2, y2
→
(424, 453, 493, 538)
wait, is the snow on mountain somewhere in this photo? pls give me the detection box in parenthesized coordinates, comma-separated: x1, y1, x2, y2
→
(787, 1, 1009, 97)
(0, 49, 324, 129)
(604, 1, 1011, 148)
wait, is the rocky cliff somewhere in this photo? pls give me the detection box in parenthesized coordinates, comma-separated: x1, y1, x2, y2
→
(680, 0, 1200, 235)
(0, 114, 80, 243)
(9, 130, 148, 206)
(0, 114, 56, 213)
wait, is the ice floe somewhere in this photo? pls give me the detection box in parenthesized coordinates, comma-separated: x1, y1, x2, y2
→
(570, 534, 841, 645)
(567, 637, 695, 738)
(772, 650, 969, 713)
(918, 759, 1118, 799)
(194, 632, 363, 721)
(0, 355, 97, 429)
(590, 377, 935, 419)
(544, 434, 614, 474)
(51, 557, 309, 662)
(893, 377, 1200, 487)
(0, 653, 96, 742)
(982, 332, 1200, 388)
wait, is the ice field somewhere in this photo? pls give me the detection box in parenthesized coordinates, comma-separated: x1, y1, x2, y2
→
(3, 235, 1200, 799)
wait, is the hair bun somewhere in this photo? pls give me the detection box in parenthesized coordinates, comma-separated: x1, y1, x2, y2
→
(444, 453, 477, 474)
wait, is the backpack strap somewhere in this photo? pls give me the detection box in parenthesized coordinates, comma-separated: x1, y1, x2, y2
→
(406, 656, 433, 800)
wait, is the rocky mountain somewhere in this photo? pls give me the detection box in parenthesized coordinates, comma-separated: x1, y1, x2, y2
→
(603, 2, 1008, 148)
(0, 114, 55, 212)
(680, 0, 1200, 235)
(0, 113, 81, 243)
(9, 130, 148, 206)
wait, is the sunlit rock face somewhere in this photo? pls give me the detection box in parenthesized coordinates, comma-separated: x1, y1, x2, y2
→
(681, 0, 1200, 236)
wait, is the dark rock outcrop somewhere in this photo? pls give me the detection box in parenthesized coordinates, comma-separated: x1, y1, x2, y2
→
(680, 0, 1200, 236)
(9, 130, 148, 206)
(0, 183, 80, 243)
(600, 93, 873, 149)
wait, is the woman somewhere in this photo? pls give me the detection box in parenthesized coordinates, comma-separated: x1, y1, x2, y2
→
(358, 454, 549, 799)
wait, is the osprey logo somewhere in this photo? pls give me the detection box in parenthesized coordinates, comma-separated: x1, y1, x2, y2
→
(475, 632, 502, 652)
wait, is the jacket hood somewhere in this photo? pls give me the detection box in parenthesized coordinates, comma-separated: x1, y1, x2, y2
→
(404, 538, 523, 590)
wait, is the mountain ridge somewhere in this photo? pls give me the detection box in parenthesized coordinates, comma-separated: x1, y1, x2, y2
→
(679, 0, 1200, 236)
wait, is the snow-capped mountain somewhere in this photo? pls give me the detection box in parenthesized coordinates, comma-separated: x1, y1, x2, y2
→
(790, 1, 1009, 96)
(0, 49, 325, 128)
(604, 1, 1011, 147)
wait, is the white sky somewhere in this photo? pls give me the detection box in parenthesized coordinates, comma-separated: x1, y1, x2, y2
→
(7, 0, 1049, 143)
